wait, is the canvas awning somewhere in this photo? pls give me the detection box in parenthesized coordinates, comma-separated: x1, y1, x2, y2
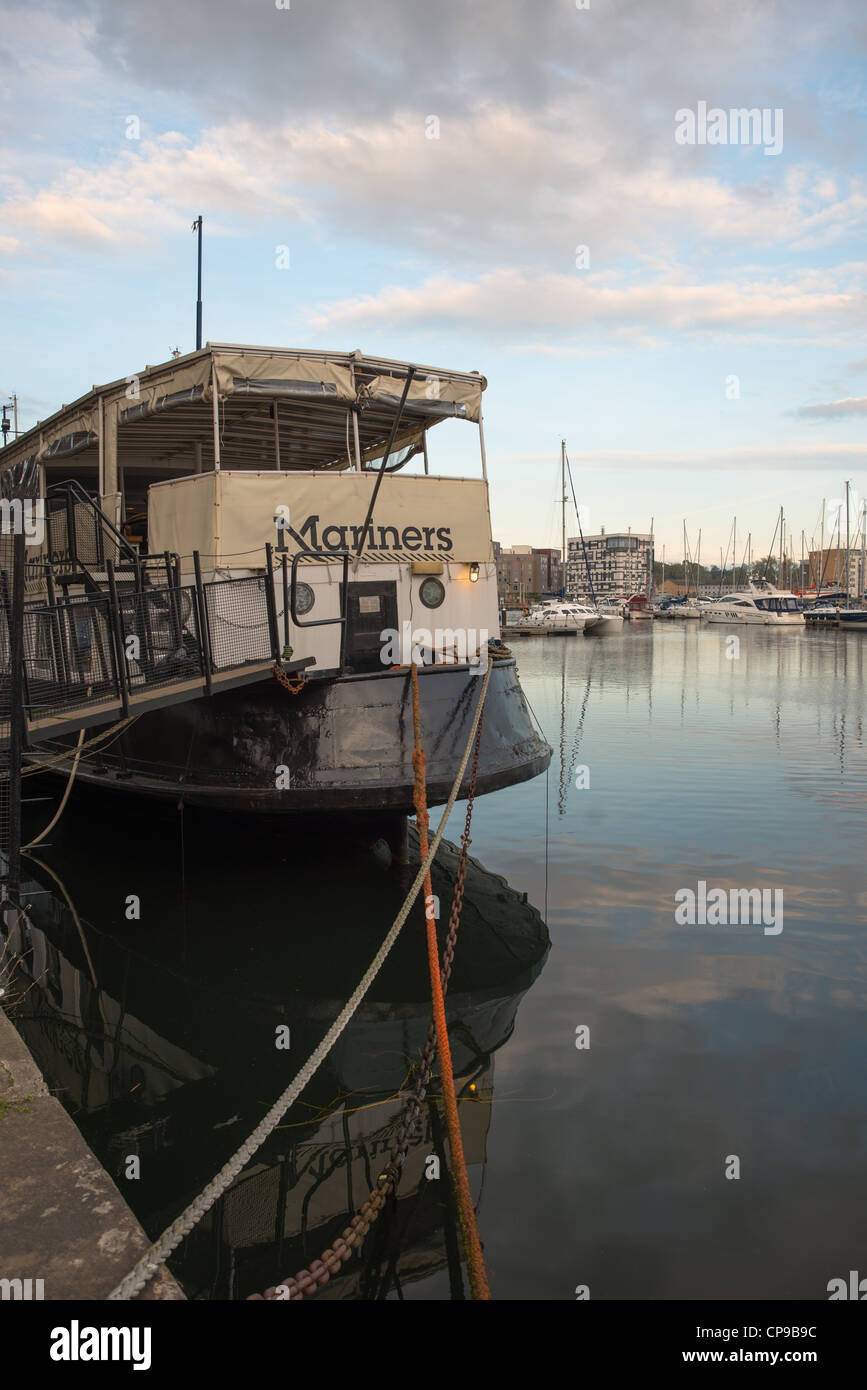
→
(0, 345, 487, 481)
(361, 374, 482, 423)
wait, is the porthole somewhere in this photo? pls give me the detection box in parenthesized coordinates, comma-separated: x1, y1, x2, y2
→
(294, 581, 315, 616)
(419, 576, 445, 609)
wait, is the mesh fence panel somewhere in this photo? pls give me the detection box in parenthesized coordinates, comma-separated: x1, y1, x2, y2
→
(115, 584, 202, 692)
(204, 576, 273, 668)
(44, 500, 72, 576)
(0, 748, 8, 862)
(1, 572, 275, 737)
(70, 501, 101, 569)
(0, 617, 8, 855)
(44, 494, 137, 580)
(22, 594, 118, 719)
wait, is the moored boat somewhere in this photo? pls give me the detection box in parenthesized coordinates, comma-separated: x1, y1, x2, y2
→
(509, 600, 601, 634)
(623, 593, 653, 620)
(805, 603, 867, 631)
(703, 582, 805, 626)
(0, 344, 552, 814)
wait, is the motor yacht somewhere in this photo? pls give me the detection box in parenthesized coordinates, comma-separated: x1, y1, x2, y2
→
(703, 583, 805, 626)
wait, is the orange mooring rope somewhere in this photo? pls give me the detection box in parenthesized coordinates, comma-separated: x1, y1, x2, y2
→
(410, 662, 491, 1300)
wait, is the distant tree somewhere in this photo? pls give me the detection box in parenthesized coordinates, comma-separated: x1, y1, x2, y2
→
(753, 556, 780, 584)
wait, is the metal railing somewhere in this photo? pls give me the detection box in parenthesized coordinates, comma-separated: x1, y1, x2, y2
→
(273, 545, 349, 671)
(44, 480, 141, 579)
(0, 555, 282, 734)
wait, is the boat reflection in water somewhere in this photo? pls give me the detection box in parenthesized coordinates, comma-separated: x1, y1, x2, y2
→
(3, 795, 549, 1299)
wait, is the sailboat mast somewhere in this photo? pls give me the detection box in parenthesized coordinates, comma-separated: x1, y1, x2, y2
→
(564, 442, 597, 607)
(560, 439, 567, 598)
(820, 501, 825, 599)
(845, 479, 851, 602)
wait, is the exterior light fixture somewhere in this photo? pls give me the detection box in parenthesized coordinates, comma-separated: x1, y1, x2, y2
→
(469, 562, 480, 583)
(274, 504, 290, 552)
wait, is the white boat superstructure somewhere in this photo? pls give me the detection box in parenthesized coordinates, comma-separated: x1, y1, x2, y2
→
(520, 601, 602, 633)
(703, 583, 805, 626)
(508, 601, 600, 633)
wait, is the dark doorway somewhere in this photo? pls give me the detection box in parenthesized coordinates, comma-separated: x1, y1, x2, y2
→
(343, 581, 398, 673)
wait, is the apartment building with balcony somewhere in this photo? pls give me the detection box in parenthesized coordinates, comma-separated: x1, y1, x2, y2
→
(495, 543, 563, 605)
(566, 529, 654, 599)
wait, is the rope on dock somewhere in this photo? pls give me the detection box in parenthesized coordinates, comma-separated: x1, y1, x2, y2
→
(106, 659, 493, 1302)
(410, 662, 491, 1301)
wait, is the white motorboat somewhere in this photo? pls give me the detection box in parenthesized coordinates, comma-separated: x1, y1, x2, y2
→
(703, 583, 805, 626)
(515, 601, 602, 634)
(659, 596, 710, 618)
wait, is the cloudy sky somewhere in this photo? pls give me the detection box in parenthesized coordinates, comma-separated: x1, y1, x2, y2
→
(1, 0, 865, 562)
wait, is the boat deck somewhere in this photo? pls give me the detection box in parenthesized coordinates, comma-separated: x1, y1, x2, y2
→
(1, 565, 314, 747)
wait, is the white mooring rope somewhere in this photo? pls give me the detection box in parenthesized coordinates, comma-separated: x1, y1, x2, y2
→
(107, 659, 493, 1300)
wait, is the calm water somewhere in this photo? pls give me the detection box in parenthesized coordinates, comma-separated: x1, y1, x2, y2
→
(5, 622, 867, 1299)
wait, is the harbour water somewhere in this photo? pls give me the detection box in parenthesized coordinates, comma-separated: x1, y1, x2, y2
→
(7, 622, 866, 1299)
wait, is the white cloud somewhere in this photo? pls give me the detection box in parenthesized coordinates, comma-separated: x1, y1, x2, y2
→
(308, 266, 867, 340)
(2, 103, 864, 269)
(2, 127, 305, 251)
(798, 396, 867, 418)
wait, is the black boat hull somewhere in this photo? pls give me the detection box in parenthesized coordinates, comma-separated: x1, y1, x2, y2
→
(39, 658, 550, 812)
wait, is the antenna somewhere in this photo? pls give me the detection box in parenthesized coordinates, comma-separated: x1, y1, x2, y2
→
(192, 216, 203, 350)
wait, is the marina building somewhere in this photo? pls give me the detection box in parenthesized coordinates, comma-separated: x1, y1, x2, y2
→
(496, 544, 562, 604)
(808, 548, 866, 598)
(566, 529, 654, 599)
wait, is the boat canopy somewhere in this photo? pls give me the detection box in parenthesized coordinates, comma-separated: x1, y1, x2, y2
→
(0, 345, 486, 494)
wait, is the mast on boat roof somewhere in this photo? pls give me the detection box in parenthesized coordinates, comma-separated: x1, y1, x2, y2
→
(192, 216, 203, 352)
